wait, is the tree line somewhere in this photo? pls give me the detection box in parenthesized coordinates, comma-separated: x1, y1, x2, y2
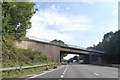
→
(87, 30, 120, 64)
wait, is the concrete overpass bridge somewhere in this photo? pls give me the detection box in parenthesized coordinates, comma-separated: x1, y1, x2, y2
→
(16, 38, 105, 64)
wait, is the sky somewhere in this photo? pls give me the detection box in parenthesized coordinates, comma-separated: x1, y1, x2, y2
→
(26, 2, 118, 48)
(26, 2, 118, 60)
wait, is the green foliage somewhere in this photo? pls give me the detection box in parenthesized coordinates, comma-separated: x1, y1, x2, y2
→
(1, 2, 54, 78)
(2, 2, 35, 41)
(50, 39, 65, 44)
(1, 2, 51, 67)
(50, 39, 68, 47)
(2, 41, 52, 67)
(87, 30, 120, 64)
(60, 53, 67, 62)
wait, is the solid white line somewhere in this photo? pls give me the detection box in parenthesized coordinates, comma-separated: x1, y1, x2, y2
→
(25, 65, 65, 80)
(94, 73, 99, 76)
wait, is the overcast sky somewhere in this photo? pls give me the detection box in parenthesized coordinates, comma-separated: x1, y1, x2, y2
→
(26, 2, 118, 48)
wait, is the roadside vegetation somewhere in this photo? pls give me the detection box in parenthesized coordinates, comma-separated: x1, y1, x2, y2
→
(1, 2, 57, 78)
(87, 30, 120, 64)
(1, 1, 53, 67)
(2, 39, 53, 67)
(113, 66, 120, 69)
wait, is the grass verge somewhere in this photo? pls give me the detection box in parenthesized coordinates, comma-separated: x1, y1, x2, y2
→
(113, 66, 120, 69)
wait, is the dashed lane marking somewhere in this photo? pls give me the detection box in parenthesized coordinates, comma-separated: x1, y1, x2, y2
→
(60, 65, 68, 78)
(60, 75, 64, 78)
(94, 73, 99, 76)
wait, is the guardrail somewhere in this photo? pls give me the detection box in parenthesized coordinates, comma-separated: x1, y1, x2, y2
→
(0, 64, 54, 71)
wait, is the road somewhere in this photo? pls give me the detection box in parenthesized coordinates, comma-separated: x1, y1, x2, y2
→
(26, 64, 118, 79)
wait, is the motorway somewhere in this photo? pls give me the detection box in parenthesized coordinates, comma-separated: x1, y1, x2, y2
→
(26, 64, 118, 79)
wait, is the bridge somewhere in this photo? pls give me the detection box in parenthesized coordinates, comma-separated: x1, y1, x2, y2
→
(16, 38, 105, 64)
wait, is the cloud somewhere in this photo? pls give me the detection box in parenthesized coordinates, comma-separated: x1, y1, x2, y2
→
(113, 8, 118, 15)
(49, 4, 59, 11)
(82, 0, 119, 3)
(106, 26, 118, 32)
(82, 0, 95, 4)
(37, 4, 40, 8)
(26, 4, 92, 43)
(66, 7, 70, 10)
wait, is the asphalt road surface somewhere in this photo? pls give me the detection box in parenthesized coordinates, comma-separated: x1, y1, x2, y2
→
(26, 64, 118, 79)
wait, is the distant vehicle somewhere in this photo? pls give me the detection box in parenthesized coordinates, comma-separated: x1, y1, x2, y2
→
(73, 60, 76, 63)
(61, 61, 67, 65)
(78, 60, 84, 64)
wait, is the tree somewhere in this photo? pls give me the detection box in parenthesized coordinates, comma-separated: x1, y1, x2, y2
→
(87, 31, 120, 64)
(94, 42, 104, 51)
(2, 2, 36, 41)
(50, 39, 64, 44)
(102, 32, 113, 52)
(60, 53, 67, 62)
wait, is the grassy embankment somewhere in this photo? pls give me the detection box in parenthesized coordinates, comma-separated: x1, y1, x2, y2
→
(113, 66, 120, 69)
(1, 36, 57, 78)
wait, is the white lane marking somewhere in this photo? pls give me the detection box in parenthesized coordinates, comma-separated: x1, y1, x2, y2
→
(60, 65, 68, 78)
(94, 73, 99, 76)
(62, 65, 68, 75)
(25, 65, 65, 80)
(60, 75, 64, 78)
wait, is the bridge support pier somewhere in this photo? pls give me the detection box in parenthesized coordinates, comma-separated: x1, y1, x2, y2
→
(88, 53, 103, 65)
(89, 53, 92, 64)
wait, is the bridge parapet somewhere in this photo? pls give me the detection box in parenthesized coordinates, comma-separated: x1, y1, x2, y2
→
(87, 49, 105, 54)
(26, 36, 104, 54)
(26, 36, 87, 50)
